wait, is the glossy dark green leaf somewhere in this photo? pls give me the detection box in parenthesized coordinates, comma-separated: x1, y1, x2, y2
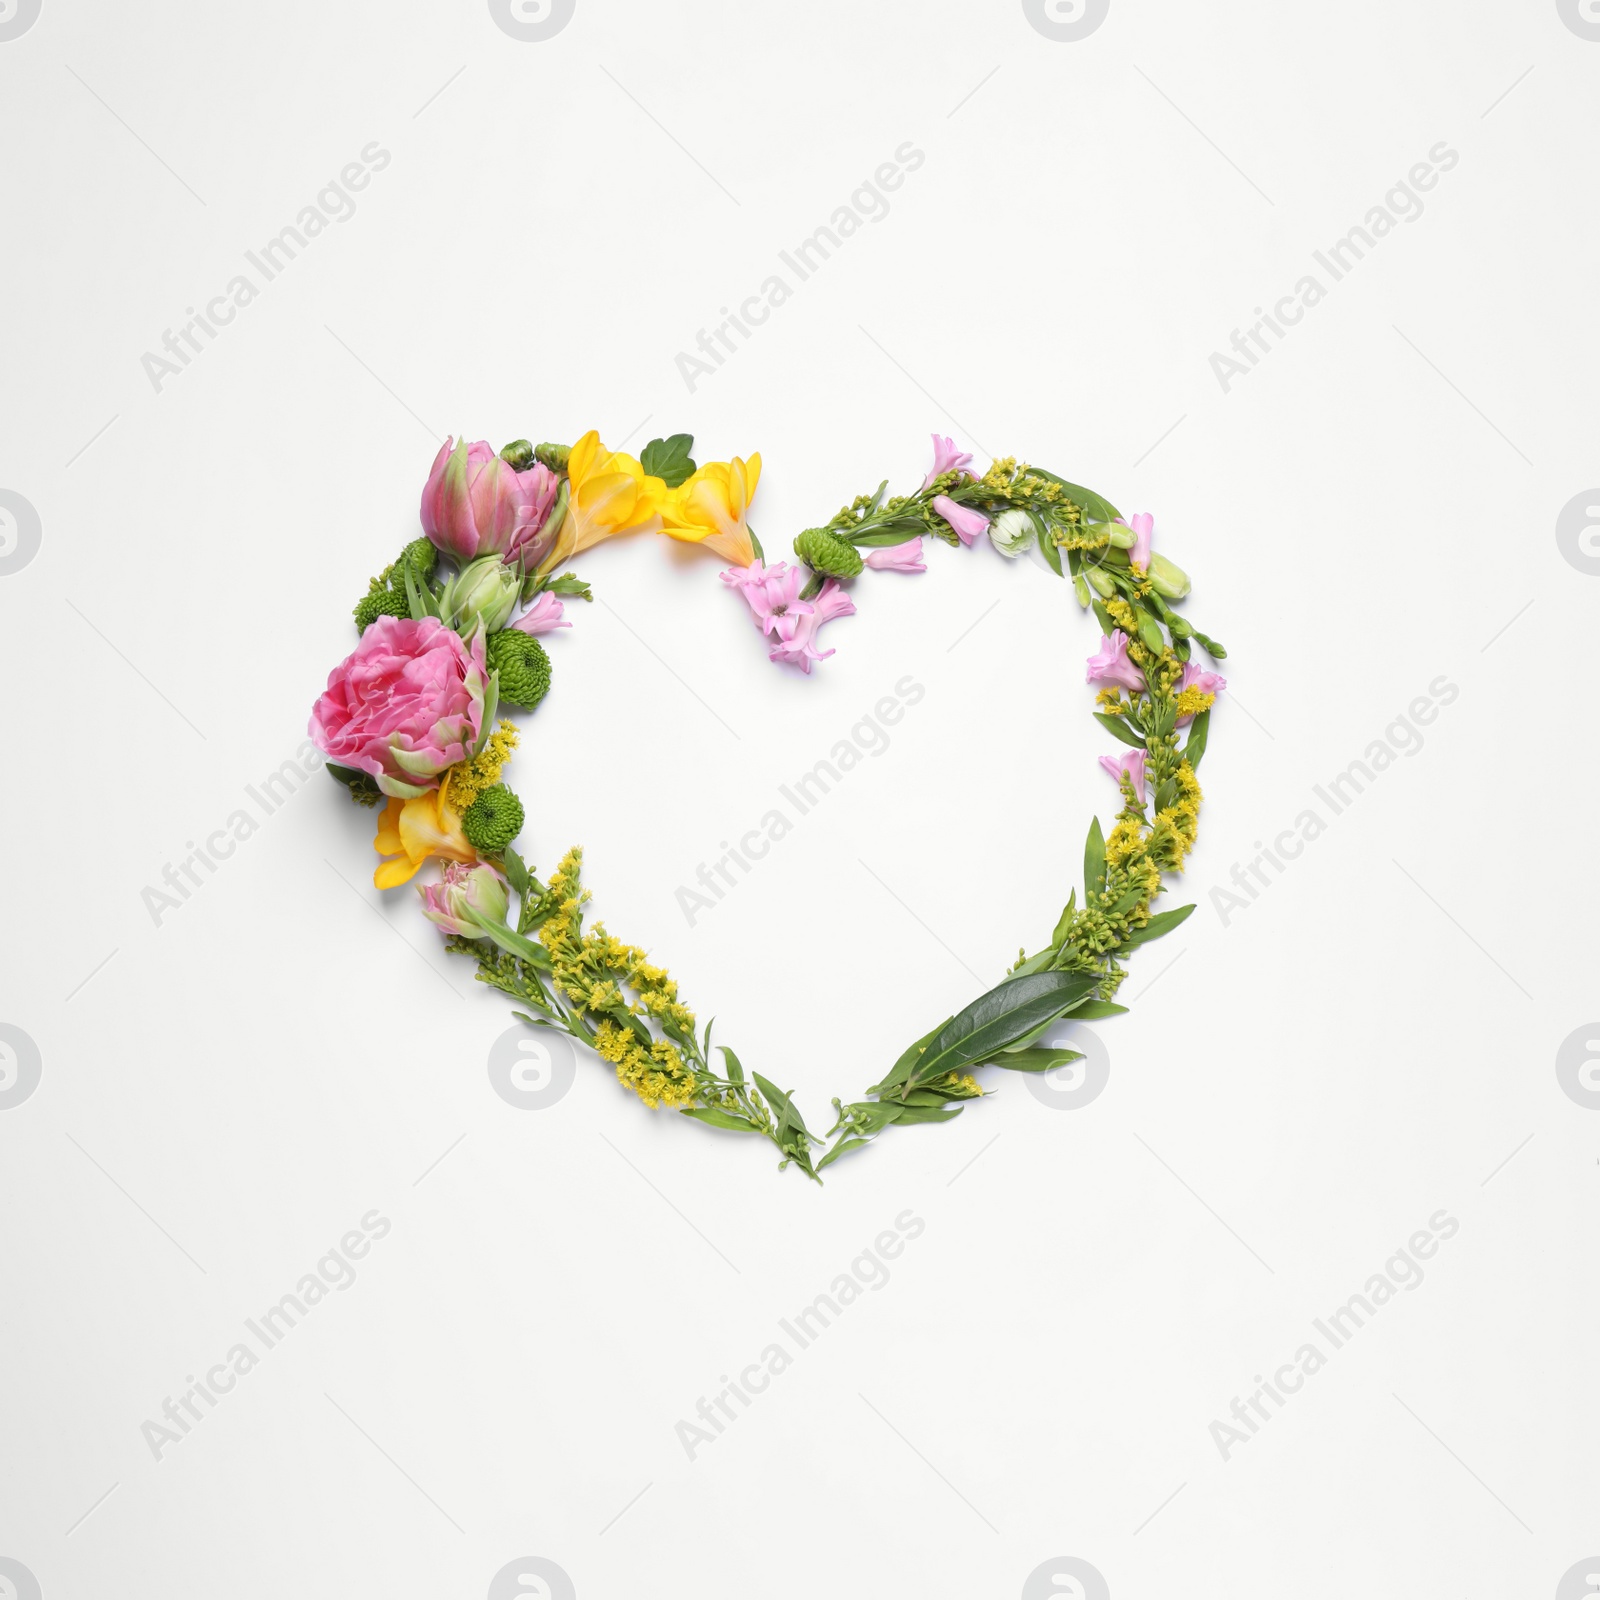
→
(1025, 467, 1122, 525)
(913, 970, 1101, 1085)
(640, 434, 696, 488)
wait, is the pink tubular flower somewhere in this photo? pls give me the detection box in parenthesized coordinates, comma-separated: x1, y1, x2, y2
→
(510, 591, 570, 635)
(768, 578, 856, 673)
(309, 615, 488, 798)
(1115, 512, 1154, 572)
(721, 559, 814, 636)
(1098, 749, 1148, 804)
(420, 437, 561, 567)
(1085, 630, 1146, 693)
(932, 495, 990, 547)
(863, 538, 926, 573)
(419, 860, 509, 937)
(1177, 660, 1227, 725)
(922, 434, 976, 489)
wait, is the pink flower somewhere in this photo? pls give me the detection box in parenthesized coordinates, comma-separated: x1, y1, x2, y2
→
(932, 495, 990, 547)
(510, 591, 570, 635)
(768, 579, 856, 673)
(863, 538, 927, 573)
(1085, 631, 1145, 693)
(419, 860, 510, 937)
(722, 559, 814, 636)
(1098, 749, 1148, 804)
(1177, 660, 1227, 725)
(309, 615, 488, 798)
(1115, 513, 1154, 572)
(421, 437, 561, 567)
(922, 434, 976, 489)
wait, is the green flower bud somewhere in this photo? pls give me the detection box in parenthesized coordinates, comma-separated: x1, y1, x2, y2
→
(793, 527, 863, 578)
(989, 508, 1035, 559)
(1094, 520, 1137, 550)
(499, 439, 536, 471)
(1085, 565, 1116, 599)
(461, 784, 526, 854)
(1073, 573, 1091, 609)
(534, 442, 570, 473)
(440, 554, 521, 635)
(485, 629, 552, 709)
(1147, 552, 1191, 600)
(354, 586, 410, 631)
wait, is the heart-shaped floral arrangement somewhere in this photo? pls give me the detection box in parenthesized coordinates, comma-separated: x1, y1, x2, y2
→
(309, 430, 1227, 1181)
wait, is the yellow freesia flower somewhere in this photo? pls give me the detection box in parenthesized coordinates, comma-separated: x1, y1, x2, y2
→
(541, 429, 666, 572)
(373, 788, 476, 888)
(661, 454, 762, 567)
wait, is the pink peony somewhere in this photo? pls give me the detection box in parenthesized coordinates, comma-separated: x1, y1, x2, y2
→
(1098, 749, 1148, 803)
(510, 591, 571, 636)
(309, 615, 488, 797)
(922, 434, 976, 489)
(722, 559, 814, 636)
(768, 578, 855, 673)
(421, 437, 561, 567)
(1085, 630, 1145, 693)
(932, 495, 990, 547)
(419, 861, 509, 936)
(864, 538, 927, 573)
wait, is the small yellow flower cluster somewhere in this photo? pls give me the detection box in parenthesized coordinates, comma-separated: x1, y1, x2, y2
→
(537, 846, 701, 1110)
(1105, 597, 1138, 633)
(943, 1072, 985, 1099)
(1174, 687, 1215, 721)
(444, 720, 519, 809)
(593, 1020, 697, 1109)
(1104, 817, 1146, 867)
(1151, 760, 1204, 873)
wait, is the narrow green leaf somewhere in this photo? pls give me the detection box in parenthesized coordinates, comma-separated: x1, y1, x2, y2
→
(1094, 713, 1147, 750)
(912, 970, 1102, 1085)
(1084, 816, 1107, 902)
(502, 844, 530, 900)
(993, 1047, 1085, 1073)
(1184, 708, 1211, 772)
(1066, 999, 1129, 1020)
(1051, 889, 1077, 947)
(680, 1106, 756, 1132)
(718, 1044, 746, 1086)
(1025, 467, 1122, 525)
(817, 1136, 872, 1172)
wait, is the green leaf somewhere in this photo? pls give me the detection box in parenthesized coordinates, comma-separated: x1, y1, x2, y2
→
(1051, 890, 1077, 947)
(912, 970, 1102, 1086)
(1184, 708, 1211, 773)
(545, 572, 592, 600)
(817, 1136, 871, 1172)
(1084, 816, 1107, 901)
(1094, 713, 1147, 750)
(1091, 598, 1114, 636)
(848, 524, 927, 547)
(1136, 612, 1166, 656)
(993, 1047, 1085, 1073)
(718, 1044, 746, 1086)
(502, 845, 530, 900)
(640, 434, 696, 488)
(875, 1019, 949, 1097)
(1035, 512, 1063, 576)
(1066, 999, 1129, 1020)
(680, 1106, 756, 1132)
(463, 909, 552, 969)
(1120, 904, 1195, 950)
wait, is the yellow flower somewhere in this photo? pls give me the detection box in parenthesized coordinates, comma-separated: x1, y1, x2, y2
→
(373, 788, 476, 888)
(660, 454, 762, 567)
(541, 429, 666, 572)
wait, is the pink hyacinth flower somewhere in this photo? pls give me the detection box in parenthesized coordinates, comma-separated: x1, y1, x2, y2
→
(863, 538, 927, 573)
(768, 578, 856, 673)
(922, 433, 976, 489)
(932, 495, 990, 548)
(722, 559, 814, 637)
(1114, 512, 1154, 572)
(1098, 749, 1148, 804)
(1178, 660, 1227, 725)
(1085, 630, 1146, 693)
(510, 591, 570, 635)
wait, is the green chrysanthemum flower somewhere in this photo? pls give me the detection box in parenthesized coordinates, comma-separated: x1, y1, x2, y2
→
(461, 784, 525, 853)
(399, 537, 437, 583)
(793, 527, 863, 579)
(485, 630, 552, 710)
(353, 586, 410, 631)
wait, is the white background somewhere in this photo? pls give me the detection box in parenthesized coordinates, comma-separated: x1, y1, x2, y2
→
(2, 1, 1597, 1596)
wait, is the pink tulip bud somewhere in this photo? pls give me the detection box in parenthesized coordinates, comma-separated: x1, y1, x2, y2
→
(420, 437, 561, 566)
